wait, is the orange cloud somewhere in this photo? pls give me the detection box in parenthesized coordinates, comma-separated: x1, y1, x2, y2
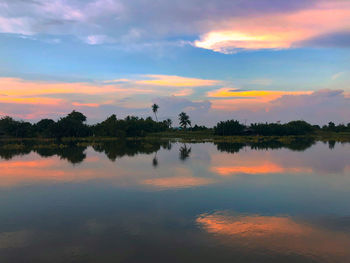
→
(194, 1, 350, 52)
(207, 88, 311, 99)
(135, 75, 219, 87)
(0, 78, 118, 97)
(72, 102, 100, 108)
(0, 76, 216, 111)
(207, 88, 312, 111)
(171, 89, 194, 97)
(0, 97, 63, 105)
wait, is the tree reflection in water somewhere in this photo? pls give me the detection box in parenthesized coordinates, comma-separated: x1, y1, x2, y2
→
(179, 144, 191, 162)
(0, 137, 342, 165)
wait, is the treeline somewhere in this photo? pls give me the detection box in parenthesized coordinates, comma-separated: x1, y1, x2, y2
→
(0, 110, 349, 138)
(214, 120, 350, 136)
(0, 111, 169, 138)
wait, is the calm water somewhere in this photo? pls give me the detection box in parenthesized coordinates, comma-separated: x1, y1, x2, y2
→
(0, 140, 350, 262)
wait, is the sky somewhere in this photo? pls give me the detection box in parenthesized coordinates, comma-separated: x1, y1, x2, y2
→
(0, 0, 349, 126)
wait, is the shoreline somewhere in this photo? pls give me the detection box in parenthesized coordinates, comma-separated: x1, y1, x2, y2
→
(0, 131, 349, 147)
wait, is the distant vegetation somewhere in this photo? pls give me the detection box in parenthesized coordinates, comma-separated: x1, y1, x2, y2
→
(0, 109, 349, 139)
(214, 120, 350, 136)
(0, 111, 169, 138)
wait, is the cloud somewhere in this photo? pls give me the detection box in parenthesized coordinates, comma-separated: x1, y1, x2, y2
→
(72, 102, 100, 107)
(0, 16, 33, 35)
(171, 89, 194, 97)
(300, 31, 350, 48)
(150, 89, 350, 126)
(0, 75, 215, 104)
(152, 96, 212, 124)
(0, 77, 348, 125)
(0, 76, 215, 121)
(135, 75, 219, 87)
(84, 35, 111, 45)
(332, 72, 346, 81)
(194, 1, 350, 53)
(209, 89, 350, 124)
(1, 0, 341, 52)
(207, 88, 311, 100)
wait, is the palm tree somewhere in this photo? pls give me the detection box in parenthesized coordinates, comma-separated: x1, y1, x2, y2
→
(152, 104, 159, 121)
(165, 118, 172, 128)
(178, 112, 191, 129)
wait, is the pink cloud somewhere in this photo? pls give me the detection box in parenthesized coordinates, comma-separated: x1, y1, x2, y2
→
(209, 89, 350, 124)
(194, 1, 350, 52)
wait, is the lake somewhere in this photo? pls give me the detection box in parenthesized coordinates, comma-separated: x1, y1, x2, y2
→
(0, 140, 350, 262)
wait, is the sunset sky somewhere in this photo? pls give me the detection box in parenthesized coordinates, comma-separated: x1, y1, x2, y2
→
(0, 0, 349, 125)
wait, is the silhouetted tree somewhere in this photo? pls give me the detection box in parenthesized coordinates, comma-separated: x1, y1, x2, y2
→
(55, 110, 91, 138)
(214, 120, 245, 136)
(328, 122, 336, 131)
(0, 117, 34, 138)
(152, 104, 159, 121)
(165, 118, 172, 128)
(179, 112, 191, 129)
(35, 119, 56, 137)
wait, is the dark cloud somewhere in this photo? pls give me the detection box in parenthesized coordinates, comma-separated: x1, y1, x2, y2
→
(300, 31, 350, 48)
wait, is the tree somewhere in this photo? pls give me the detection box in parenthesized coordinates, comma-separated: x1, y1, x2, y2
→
(179, 112, 191, 129)
(285, 120, 314, 135)
(35, 119, 56, 137)
(328, 122, 336, 131)
(0, 116, 34, 138)
(152, 104, 159, 121)
(55, 111, 91, 138)
(214, 120, 245, 135)
(165, 118, 172, 128)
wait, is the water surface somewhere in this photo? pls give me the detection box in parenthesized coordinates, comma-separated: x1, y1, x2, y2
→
(0, 140, 350, 262)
